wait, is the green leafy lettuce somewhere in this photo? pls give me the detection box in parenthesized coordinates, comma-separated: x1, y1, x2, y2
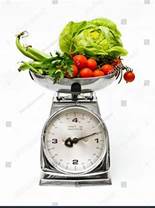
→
(59, 18, 128, 59)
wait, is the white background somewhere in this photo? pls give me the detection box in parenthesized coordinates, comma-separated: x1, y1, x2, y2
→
(0, 0, 155, 205)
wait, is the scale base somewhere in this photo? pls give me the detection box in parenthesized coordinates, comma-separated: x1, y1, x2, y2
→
(40, 89, 112, 186)
(40, 172, 111, 186)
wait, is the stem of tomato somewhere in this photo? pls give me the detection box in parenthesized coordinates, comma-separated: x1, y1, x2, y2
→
(118, 67, 123, 84)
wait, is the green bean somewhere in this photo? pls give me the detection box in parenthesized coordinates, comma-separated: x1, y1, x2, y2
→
(26, 46, 50, 61)
(18, 62, 29, 71)
(16, 31, 50, 61)
(16, 32, 38, 60)
(20, 61, 42, 74)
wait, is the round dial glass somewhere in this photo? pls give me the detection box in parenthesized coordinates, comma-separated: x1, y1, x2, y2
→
(42, 106, 108, 174)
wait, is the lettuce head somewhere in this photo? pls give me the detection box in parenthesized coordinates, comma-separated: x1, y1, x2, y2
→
(59, 18, 128, 59)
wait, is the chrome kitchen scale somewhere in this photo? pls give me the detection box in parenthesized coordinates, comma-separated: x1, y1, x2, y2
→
(29, 71, 116, 186)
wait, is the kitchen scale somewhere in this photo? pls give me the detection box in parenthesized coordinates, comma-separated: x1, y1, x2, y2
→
(29, 71, 116, 186)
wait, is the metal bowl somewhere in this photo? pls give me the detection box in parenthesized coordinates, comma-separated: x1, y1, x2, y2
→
(29, 71, 116, 91)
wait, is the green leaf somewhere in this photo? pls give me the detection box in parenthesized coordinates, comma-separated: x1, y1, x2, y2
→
(59, 21, 87, 54)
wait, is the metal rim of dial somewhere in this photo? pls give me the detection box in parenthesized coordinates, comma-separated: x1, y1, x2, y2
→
(41, 105, 109, 175)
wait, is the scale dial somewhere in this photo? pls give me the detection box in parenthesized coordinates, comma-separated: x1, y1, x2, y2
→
(42, 106, 108, 175)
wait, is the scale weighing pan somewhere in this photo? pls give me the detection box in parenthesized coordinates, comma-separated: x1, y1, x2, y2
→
(29, 71, 116, 91)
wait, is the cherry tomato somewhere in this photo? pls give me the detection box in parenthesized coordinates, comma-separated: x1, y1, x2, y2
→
(72, 64, 78, 77)
(123, 71, 135, 82)
(65, 65, 78, 78)
(80, 68, 93, 78)
(101, 64, 114, 75)
(87, 58, 97, 70)
(73, 55, 88, 69)
(93, 69, 104, 77)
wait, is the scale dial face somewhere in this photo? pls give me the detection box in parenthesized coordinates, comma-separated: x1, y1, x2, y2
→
(42, 106, 108, 175)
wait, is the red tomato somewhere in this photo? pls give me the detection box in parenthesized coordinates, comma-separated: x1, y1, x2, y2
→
(72, 65, 78, 77)
(80, 68, 93, 78)
(123, 71, 135, 82)
(73, 55, 88, 69)
(93, 69, 104, 77)
(65, 65, 78, 78)
(87, 58, 97, 70)
(101, 64, 114, 75)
